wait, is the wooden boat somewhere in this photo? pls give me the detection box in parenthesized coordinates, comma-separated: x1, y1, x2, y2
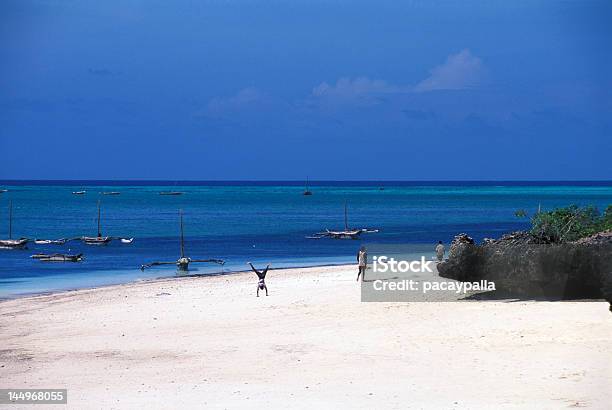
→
(307, 202, 379, 240)
(72, 190, 86, 195)
(159, 191, 183, 196)
(0, 201, 29, 249)
(34, 238, 67, 245)
(81, 200, 111, 245)
(303, 177, 313, 196)
(141, 210, 224, 271)
(31, 253, 83, 262)
(82, 236, 111, 245)
(0, 238, 28, 249)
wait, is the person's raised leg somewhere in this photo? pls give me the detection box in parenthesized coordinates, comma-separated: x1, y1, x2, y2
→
(248, 262, 260, 275)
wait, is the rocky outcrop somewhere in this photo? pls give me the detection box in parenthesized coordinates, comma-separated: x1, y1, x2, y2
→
(438, 231, 612, 306)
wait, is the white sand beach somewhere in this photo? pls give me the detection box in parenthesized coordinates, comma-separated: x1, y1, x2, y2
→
(1, 265, 611, 409)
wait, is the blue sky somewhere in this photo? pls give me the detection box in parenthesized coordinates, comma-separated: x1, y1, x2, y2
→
(1, 0, 611, 180)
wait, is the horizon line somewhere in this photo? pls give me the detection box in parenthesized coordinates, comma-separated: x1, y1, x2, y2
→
(2, 177, 612, 181)
(1, 179, 612, 184)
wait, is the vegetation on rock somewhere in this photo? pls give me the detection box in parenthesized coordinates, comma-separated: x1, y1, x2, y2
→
(530, 205, 612, 243)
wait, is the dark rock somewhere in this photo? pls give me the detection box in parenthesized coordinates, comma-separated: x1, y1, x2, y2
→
(438, 231, 612, 307)
(438, 234, 479, 282)
(574, 230, 612, 245)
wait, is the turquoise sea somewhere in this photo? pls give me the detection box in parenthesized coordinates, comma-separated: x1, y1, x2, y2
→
(1, 181, 611, 298)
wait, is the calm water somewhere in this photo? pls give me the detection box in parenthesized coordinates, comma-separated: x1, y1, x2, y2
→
(1, 181, 612, 298)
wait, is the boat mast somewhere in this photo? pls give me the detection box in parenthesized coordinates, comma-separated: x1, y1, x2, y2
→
(179, 209, 185, 258)
(8, 200, 12, 239)
(97, 200, 102, 237)
(344, 201, 348, 231)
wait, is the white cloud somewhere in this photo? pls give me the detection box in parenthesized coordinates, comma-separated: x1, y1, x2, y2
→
(312, 77, 406, 99)
(309, 77, 412, 108)
(309, 49, 485, 107)
(205, 50, 486, 115)
(204, 87, 263, 117)
(414, 49, 484, 92)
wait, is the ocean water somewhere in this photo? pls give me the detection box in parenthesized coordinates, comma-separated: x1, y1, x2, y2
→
(1, 181, 612, 298)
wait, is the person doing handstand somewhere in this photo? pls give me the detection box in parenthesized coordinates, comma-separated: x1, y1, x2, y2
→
(248, 262, 270, 297)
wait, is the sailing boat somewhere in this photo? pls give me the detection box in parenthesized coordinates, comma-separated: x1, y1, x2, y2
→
(159, 181, 184, 195)
(0, 201, 29, 249)
(81, 200, 111, 245)
(307, 201, 379, 240)
(303, 177, 313, 196)
(140, 209, 225, 271)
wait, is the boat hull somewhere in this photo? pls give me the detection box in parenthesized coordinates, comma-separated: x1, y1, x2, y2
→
(32, 253, 83, 262)
(34, 239, 67, 245)
(0, 238, 28, 249)
(82, 236, 111, 245)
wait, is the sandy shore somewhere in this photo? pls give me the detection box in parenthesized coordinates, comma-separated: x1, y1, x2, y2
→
(1, 264, 611, 409)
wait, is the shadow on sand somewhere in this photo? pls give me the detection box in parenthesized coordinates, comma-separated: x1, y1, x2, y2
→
(461, 290, 607, 303)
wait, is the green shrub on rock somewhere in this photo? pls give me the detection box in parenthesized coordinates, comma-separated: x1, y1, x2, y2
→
(530, 205, 609, 243)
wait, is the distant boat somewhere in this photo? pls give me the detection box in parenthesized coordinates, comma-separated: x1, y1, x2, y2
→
(81, 200, 111, 245)
(159, 191, 183, 196)
(120, 237, 134, 244)
(307, 201, 379, 240)
(82, 236, 111, 245)
(31, 253, 83, 262)
(34, 238, 67, 245)
(102, 191, 120, 195)
(72, 190, 86, 195)
(0, 201, 29, 249)
(303, 177, 313, 196)
(0, 189, 7, 194)
(141, 209, 224, 271)
(0, 238, 28, 249)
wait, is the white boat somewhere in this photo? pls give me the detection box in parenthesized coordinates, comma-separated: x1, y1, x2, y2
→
(140, 210, 224, 272)
(121, 237, 134, 244)
(0, 238, 28, 249)
(0, 201, 29, 249)
(307, 202, 379, 240)
(34, 238, 67, 245)
(81, 201, 111, 245)
(82, 236, 111, 245)
(72, 190, 86, 195)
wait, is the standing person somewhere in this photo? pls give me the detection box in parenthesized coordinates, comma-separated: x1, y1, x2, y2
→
(356, 246, 367, 282)
(248, 262, 270, 297)
(435, 241, 445, 262)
